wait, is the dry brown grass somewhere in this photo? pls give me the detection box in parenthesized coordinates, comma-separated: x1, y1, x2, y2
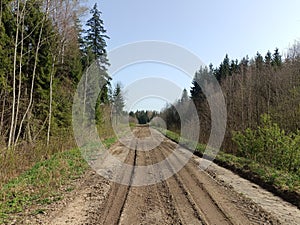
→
(0, 134, 75, 189)
(0, 106, 117, 189)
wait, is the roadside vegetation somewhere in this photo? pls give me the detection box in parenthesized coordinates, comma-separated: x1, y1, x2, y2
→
(155, 127, 300, 208)
(1, 0, 299, 221)
(157, 41, 300, 207)
(0, 1, 122, 223)
(0, 148, 88, 224)
(0, 0, 128, 187)
(232, 114, 299, 176)
(0, 136, 117, 224)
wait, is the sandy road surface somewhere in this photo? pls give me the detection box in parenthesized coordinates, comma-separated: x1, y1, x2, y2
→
(28, 127, 296, 225)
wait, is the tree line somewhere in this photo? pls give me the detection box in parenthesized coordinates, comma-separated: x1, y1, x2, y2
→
(128, 110, 158, 125)
(0, 1, 125, 150)
(160, 44, 300, 173)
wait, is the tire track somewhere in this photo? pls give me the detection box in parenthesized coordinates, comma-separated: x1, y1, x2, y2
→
(153, 145, 216, 225)
(116, 143, 137, 225)
(26, 127, 284, 225)
(87, 127, 280, 225)
(118, 128, 182, 224)
(160, 142, 244, 224)
(144, 143, 183, 224)
(93, 136, 138, 225)
(162, 140, 276, 225)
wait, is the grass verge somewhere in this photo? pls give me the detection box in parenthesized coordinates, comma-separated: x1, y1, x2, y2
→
(156, 127, 300, 209)
(0, 137, 117, 224)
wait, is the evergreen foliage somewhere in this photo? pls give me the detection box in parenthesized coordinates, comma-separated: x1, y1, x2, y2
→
(82, 3, 111, 104)
(0, 1, 111, 147)
(84, 3, 109, 65)
(161, 45, 300, 176)
(113, 83, 125, 115)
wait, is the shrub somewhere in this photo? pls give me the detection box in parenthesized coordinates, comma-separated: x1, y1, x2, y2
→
(232, 114, 300, 174)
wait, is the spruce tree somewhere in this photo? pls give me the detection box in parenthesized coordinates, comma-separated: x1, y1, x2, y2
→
(272, 48, 282, 68)
(255, 52, 264, 70)
(113, 83, 125, 115)
(190, 66, 213, 106)
(84, 3, 111, 104)
(181, 88, 189, 102)
(265, 51, 272, 65)
(85, 3, 109, 67)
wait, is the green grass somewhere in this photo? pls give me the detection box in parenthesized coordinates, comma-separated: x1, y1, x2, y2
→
(102, 137, 117, 149)
(0, 137, 117, 224)
(129, 122, 136, 127)
(0, 148, 88, 223)
(0, 135, 76, 189)
(165, 130, 180, 142)
(215, 151, 300, 192)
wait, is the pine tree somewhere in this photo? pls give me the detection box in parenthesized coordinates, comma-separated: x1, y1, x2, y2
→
(0, 0, 14, 137)
(190, 71, 202, 101)
(239, 56, 249, 75)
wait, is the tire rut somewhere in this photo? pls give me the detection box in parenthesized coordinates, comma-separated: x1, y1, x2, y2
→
(21, 127, 285, 225)
(163, 140, 280, 225)
(160, 143, 244, 224)
(119, 128, 183, 225)
(143, 142, 183, 224)
(89, 142, 137, 225)
(87, 127, 282, 225)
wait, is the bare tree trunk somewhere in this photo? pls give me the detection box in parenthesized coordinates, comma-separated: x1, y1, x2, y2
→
(61, 40, 65, 64)
(26, 107, 33, 144)
(35, 115, 49, 142)
(83, 67, 89, 115)
(47, 55, 55, 146)
(15, 11, 46, 144)
(241, 71, 245, 129)
(8, 0, 20, 148)
(13, 2, 26, 144)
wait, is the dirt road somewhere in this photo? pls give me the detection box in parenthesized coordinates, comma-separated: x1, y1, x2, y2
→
(29, 127, 295, 225)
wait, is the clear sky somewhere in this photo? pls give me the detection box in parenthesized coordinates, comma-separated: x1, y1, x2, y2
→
(84, 0, 300, 111)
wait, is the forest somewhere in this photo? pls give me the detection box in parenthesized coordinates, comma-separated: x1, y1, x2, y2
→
(160, 46, 300, 174)
(0, 0, 299, 187)
(1, 1, 300, 223)
(0, 0, 117, 185)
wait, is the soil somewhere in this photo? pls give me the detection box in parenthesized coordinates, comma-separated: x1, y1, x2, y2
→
(11, 127, 300, 225)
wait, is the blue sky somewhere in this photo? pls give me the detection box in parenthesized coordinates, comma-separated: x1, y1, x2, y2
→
(84, 0, 300, 111)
